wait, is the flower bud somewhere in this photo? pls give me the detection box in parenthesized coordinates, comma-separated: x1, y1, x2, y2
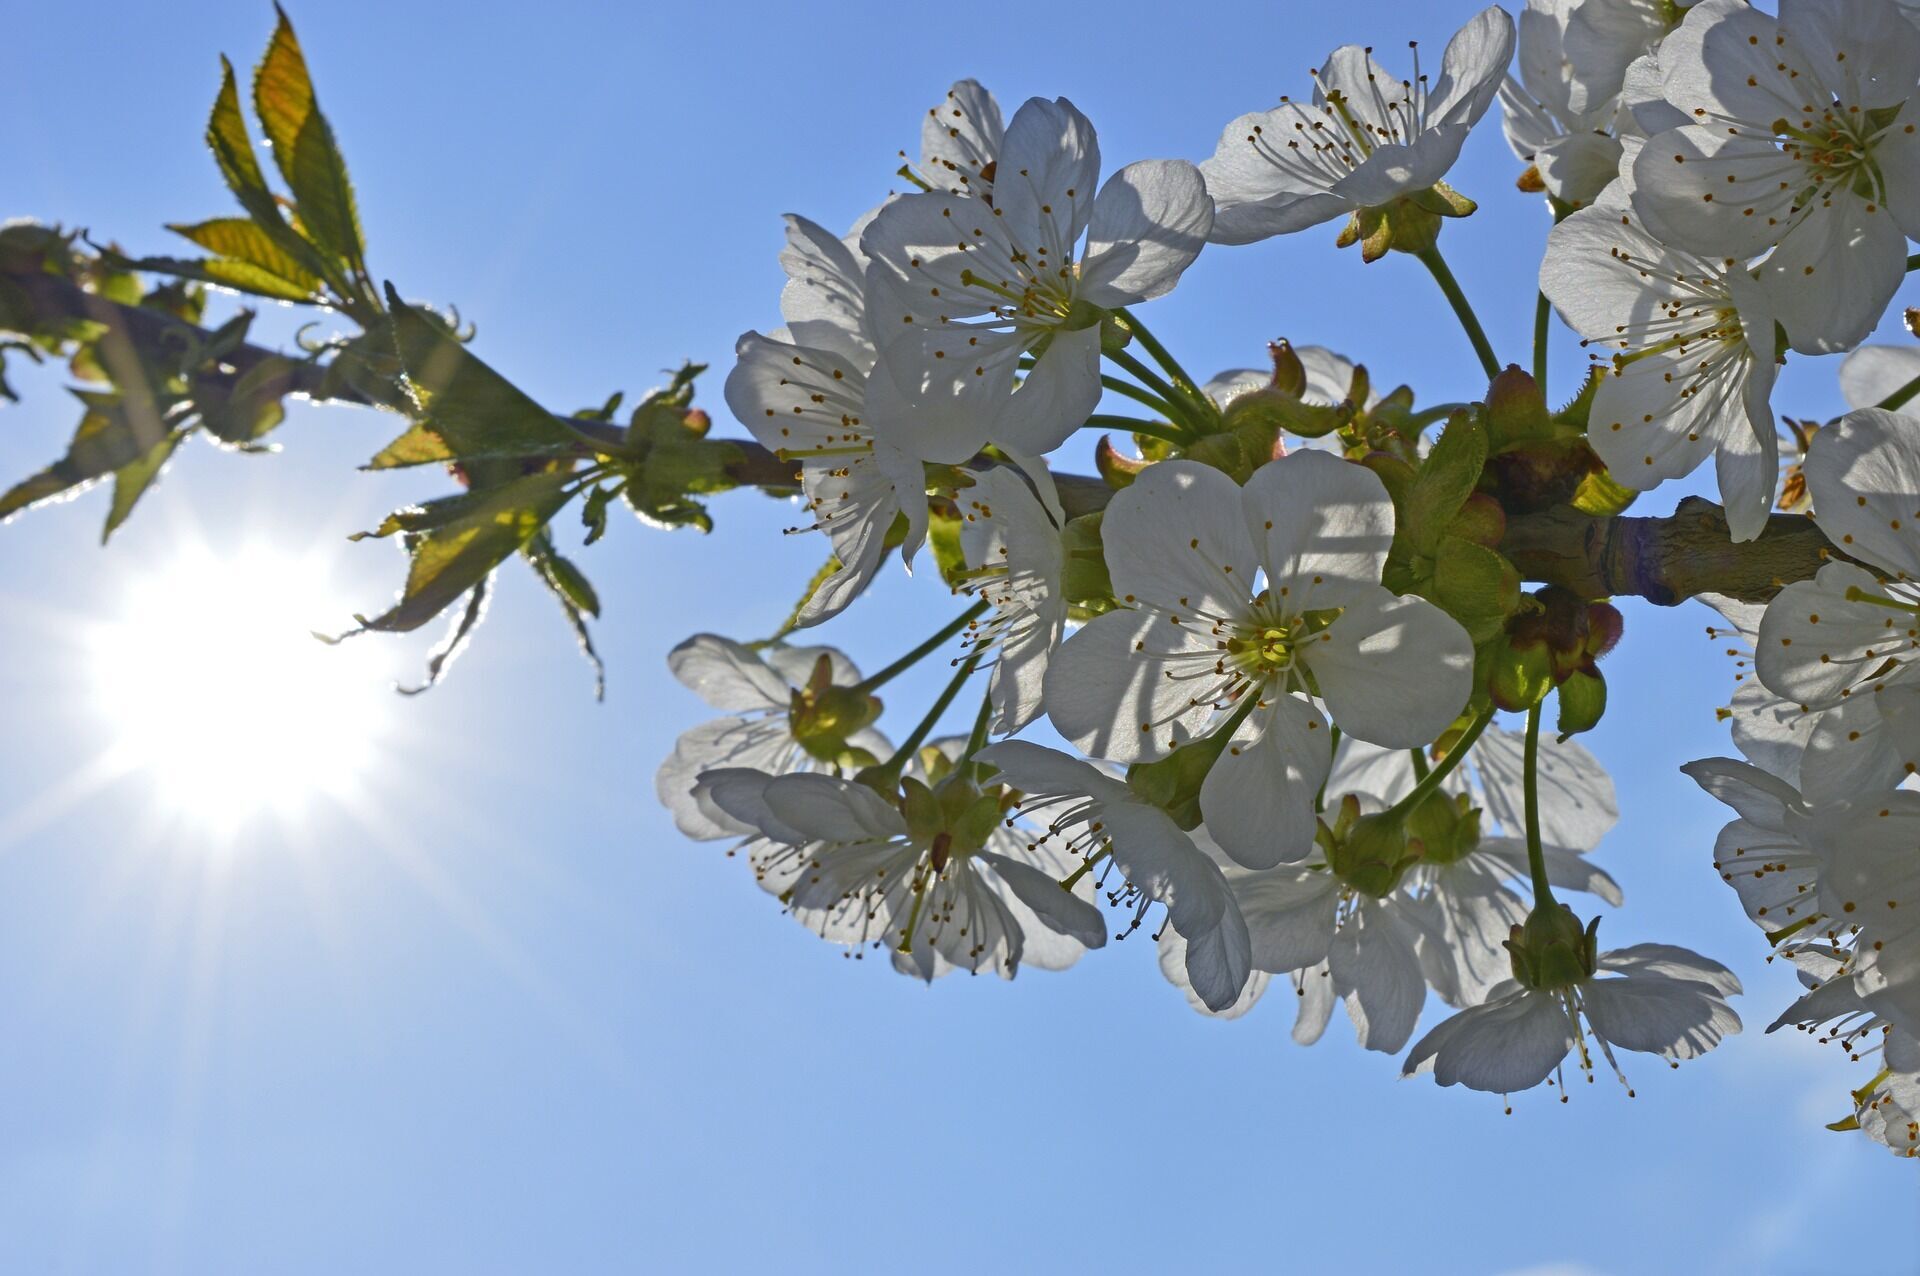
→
(1505, 903, 1599, 991)
(1095, 435, 1151, 490)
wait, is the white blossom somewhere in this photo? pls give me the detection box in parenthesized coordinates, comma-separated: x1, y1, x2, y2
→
(725, 215, 930, 625)
(695, 745, 1106, 981)
(977, 740, 1253, 1011)
(1403, 939, 1742, 1098)
(1499, 0, 1628, 207)
(911, 79, 1004, 199)
(1201, 6, 1515, 244)
(1043, 453, 1474, 868)
(1541, 186, 1780, 540)
(655, 635, 886, 841)
(1629, 0, 1920, 353)
(1756, 410, 1920, 800)
(862, 97, 1213, 461)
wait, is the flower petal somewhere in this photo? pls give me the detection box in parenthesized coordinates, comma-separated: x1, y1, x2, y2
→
(1079, 159, 1213, 308)
(1310, 584, 1475, 748)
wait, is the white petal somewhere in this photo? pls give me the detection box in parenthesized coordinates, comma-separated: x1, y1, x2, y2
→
(976, 850, 1107, 952)
(1157, 927, 1271, 1019)
(1804, 408, 1920, 580)
(761, 773, 907, 842)
(919, 79, 1004, 198)
(1330, 898, 1430, 1053)
(1472, 724, 1619, 851)
(1310, 584, 1474, 747)
(994, 97, 1101, 258)
(777, 214, 871, 365)
(1200, 696, 1333, 868)
(1243, 451, 1396, 609)
(1079, 160, 1214, 308)
(666, 632, 791, 710)
(1841, 346, 1920, 416)
(1104, 458, 1259, 616)
(1760, 190, 1908, 356)
(1199, 104, 1354, 245)
(1596, 942, 1743, 996)
(1044, 607, 1217, 763)
(1581, 971, 1741, 1061)
(657, 716, 797, 839)
(1425, 5, 1520, 128)
(992, 322, 1102, 456)
(1224, 860, 1341, 972)
(1404, 988, 1574, 1092)
(1754, 562, 1904, 707)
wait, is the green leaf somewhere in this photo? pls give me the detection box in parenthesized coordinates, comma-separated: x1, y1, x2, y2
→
(198, 356, 293, 445)
(366, 423, 455, 469)
(205, 56, 334, 288)
(104, 429, 189, 541)
(397, 576, 490, 696)
(525, 533, 606, 699)
(1570, 466, 1637, 517)
(0, 395, 173, 522)
(166, 217, 326, 298)
(382, 287, 582, 463)
(1403, 413, 1487, 557)
(252, 8, 367, 279)
(357, 468, 575, 634)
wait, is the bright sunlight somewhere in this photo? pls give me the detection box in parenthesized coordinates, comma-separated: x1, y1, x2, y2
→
(87, 544, 392, 829)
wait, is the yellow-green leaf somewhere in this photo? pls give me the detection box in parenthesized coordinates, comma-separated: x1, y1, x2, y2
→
(167, 217, 326, 296)
(253, 9, 367, 277)
(358, 469, 574, 633)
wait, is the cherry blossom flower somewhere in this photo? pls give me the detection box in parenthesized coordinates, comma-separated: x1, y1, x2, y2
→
(1842, 343, 1920, 415)
(1755, 410, 1920, 799)
(1043, 453, 1474, 868)
(1629, 0, 1920, 352)
(1499, 0, 1627, 208)
(695, 744, 1105, 981)
(1403, 932, 1741, 1098)
(862, 97, 1213, 461)
(1541, 186, 1779, 540)
(1200, 6, 1514, 243)
(655, 635, 886, 841)
(977, 740, 1253, 1011)
(725, 214, 930, 625)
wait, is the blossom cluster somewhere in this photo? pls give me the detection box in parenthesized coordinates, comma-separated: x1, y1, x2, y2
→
(656, 0, 1920, 1146)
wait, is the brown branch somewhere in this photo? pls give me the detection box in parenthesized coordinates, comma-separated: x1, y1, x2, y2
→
(2, 259, 1840, 606)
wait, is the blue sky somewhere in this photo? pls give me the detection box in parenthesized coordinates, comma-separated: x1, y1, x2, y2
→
(3, 1, 1916, 1271)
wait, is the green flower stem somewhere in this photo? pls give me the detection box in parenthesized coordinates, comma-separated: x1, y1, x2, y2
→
(1408, 747, 1431, 782)
(1101, 375, 1186, 418)
(1414, 245, 1502, 382)
(880, 651, 983, 775)
(1381, 706, 1495, 823)
(1877, 370, 1920, 413)
(1082, 414, 1192, 446)
(853, 600, 988, 695)
(1106, 348, 1205, 430)
(1908, 252, 1920, 271)
(962, 688, 995, 776)
(1404, 402, 1473, 432)
(1116, 307, 1215, 420)
(1532, 290, 1551, 395)
(1523, 701, 1555, 905)
(1315, 723, 1344, 814)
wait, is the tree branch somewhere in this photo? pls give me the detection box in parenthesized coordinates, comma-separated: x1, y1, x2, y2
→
(1, 260, 1840, 607)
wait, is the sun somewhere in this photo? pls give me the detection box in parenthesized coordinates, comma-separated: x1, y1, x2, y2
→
(87, 543, 394, 830)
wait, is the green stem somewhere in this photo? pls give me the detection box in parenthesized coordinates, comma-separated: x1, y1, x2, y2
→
(1101, 375, 1185, 419)
(1532, 290, 1551, 396)
(1107, 348, 1203, 429)
(853, 600, 988, 695)
(1414, 245, 1501, 382)
(1315, 723, 1343, 814)
(1908, 253, 1920, 272)
(1523, 701, 1555, 905)
(1405, 403, 1472, 432)
(879, 652, 982, 776)
(1408, 747, 1430, 782)
(1117, 308, 1213, 417)
(962, 688, 995, 776)
(1082, 414, 1191, 446)
(1382, 707, 1495, 822)
(1877, 370, 1920, 413)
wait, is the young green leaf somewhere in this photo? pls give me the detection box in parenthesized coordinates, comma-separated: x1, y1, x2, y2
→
(252, 8, 368, 284)
(0, 396, 171, 522)
(383, 287, 584, 463)
(357, 468, 575, 634)
(1402, 412, 1487, 558)
(205, 56, 335, 290)
(103, 429, 189, 542)
(397, 576, 490, 696)
(167, 217, 327, 298)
